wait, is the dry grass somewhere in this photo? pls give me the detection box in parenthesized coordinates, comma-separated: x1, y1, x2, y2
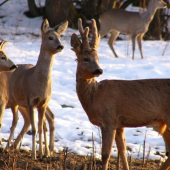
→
(0, 147, 164, 170)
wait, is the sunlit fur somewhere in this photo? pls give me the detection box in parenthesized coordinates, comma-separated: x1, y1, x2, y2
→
(99, 0, 166, 59)
(71, 18, 170, 170)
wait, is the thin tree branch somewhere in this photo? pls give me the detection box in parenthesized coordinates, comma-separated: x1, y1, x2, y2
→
(0, 0, 9, 8)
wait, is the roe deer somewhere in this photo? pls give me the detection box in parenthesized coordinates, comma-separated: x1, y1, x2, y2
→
(7, 19, 68, 159)
(0, 43, 54, 154)
(71, 18, 170, 170)
(0, 41, 17, 72)
(0, 65, 55, 155)
(99, 0, 167, 59)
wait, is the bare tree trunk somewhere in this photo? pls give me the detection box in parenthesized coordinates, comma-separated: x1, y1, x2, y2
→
(27, 0, 42, 17)
(99, 0, 116, 14)
(153, 10, 162, 40)
(45, 0, 75, 27)
(146, 10, 162, 40)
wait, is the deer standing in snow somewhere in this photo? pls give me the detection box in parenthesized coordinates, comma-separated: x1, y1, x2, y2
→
(71, 18, 170, 170)
(0, 43, 55, 157)
(0, 40, 17, 145)
(0, 63, 55, 156)
(7, 19, 68, 159)
(99, 0, 166, 59)
(0, 41, 17, 72)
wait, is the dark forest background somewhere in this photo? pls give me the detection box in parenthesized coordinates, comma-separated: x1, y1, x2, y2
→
(10, 0, 170, 40)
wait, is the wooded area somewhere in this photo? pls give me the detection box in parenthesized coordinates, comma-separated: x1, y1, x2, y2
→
(26, 0, 170, 40)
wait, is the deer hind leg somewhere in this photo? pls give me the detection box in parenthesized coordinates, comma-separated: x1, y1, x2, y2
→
(37, 106, 46, 159)
(115, 128, 129, 170)
(137, 34, 144, 59)
(101, 126, 116, 170)
(131, 34, 138, 60)
(11, 106, 31, 149)
(160, 128, 170, 170)
(6, 105, 19, 150)
(45, 106, 55, 154)
(108, 30, 119, 58)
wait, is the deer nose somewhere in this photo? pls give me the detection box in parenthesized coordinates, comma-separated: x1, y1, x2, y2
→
(10, 65, 18, 70)
(93, 69, 103, 75)
(56, 45, 64, 50)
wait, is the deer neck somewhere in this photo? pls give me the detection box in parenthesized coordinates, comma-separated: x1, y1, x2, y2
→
(34, 46, 55, 82)
(76, 71, 98, 110)
(141, 3, 157, 24)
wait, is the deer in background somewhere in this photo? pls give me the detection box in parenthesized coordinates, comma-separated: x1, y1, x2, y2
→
(71, 18, 170, 170)
(0, 41, 17, 72)
(99, 0, 167, 59)
(6, 19, 68, 159)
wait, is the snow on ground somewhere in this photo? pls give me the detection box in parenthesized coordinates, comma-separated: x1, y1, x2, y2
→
(0, 0, 170, 162)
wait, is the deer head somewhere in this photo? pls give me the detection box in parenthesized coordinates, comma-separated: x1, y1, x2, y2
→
(41, 19, 68, 55)
(0, 41, 17, 72)
(151, 0, 167, 9)
(71, 18, 103, 79)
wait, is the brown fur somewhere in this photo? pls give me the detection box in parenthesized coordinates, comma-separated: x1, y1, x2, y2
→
(0, 61, 54, 158)
(0, 62, 54, 153)
(0, 19, 68, 159)
(99, 0, 166, 59)
(71, 18, 170, 170)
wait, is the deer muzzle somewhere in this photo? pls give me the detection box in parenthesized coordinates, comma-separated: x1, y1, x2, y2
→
(56, 45, 64, 51)
(10, 65, 18, 70)
(93, 68, 103, 76)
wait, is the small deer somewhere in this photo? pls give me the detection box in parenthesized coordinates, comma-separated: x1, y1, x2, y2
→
(0, 41, 17, 72)
(0, 51, 54, 156)
(7, 19, 68, 159)
(0, 65, 55, 155)
(71, 18, 170, 170)
(99, 0, 167, 59)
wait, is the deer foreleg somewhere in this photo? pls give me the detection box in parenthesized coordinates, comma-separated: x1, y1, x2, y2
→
(6, 105, 18, 150)
(137, 34, 144, 59)
(45, 106, 55, 154)
(101, 126, 116, 170)
(131, 34, 137, 60)
(29, 106, 37, 159)
(43, 118, 50, 157)
(0, 104, 6, 144)
(37, 106, 46, 159)
(115, 127, 129, 170)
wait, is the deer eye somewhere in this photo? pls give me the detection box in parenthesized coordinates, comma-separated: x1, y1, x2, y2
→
(84, 58, 90, 62)
(49, 37, 53, 40)
(1, 57, 6, 60)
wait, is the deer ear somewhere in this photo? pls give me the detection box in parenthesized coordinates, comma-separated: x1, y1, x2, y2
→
(54, 20, 68, 35)
(71, 34, 82, 52)
(0, 41, 7, 50)
(41, 19, 50, 34)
